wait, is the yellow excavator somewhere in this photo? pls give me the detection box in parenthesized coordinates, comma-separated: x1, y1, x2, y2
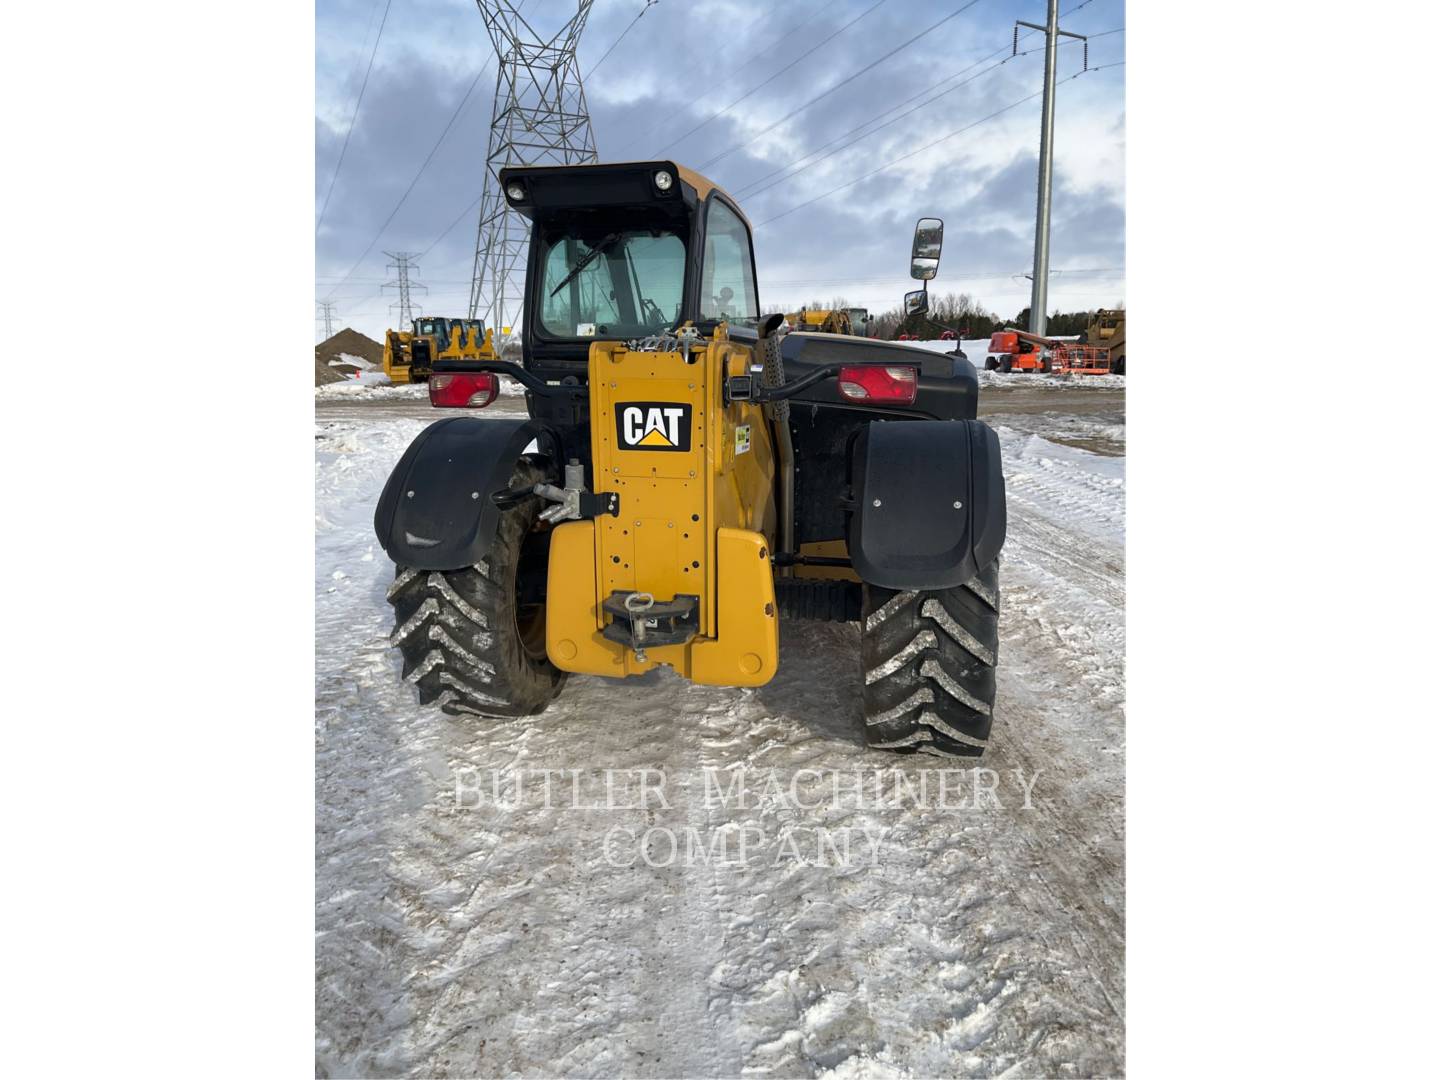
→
(383, 317, 497, 384)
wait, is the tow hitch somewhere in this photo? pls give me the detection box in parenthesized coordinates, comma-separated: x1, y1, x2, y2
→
(601, 590, 700, 662)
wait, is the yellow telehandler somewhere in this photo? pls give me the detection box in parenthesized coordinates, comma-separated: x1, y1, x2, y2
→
(375, 163, 1007, 757)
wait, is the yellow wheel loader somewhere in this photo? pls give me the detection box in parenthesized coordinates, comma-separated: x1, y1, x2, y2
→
(375, 163, 1007, 758)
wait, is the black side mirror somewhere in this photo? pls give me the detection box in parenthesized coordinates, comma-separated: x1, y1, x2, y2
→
(911, 217, 943, 280)
(904, 289, 929, 317)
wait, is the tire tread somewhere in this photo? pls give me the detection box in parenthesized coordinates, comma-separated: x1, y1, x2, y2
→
(860, 560, 1000, 758)
(387, 461, 564, 719)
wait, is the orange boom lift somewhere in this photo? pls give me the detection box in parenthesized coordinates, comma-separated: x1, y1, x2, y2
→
(984, 327, 1116, 375)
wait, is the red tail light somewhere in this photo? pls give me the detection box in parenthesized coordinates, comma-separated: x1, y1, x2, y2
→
(429, 372, 499, 408)
(837, 365, 918, 404)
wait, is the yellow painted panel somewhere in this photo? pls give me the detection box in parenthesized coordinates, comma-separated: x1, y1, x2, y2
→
(690, 528, 779, 686)
(545, 520, 625, 677)
(547, 336, 781, 688)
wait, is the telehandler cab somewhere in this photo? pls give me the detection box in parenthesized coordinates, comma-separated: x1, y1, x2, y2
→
(375, 162, 1007, 757)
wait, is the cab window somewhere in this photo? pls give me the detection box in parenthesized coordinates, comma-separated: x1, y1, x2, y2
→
(537, 229, 685, 338)
(700, 199, 758, 326)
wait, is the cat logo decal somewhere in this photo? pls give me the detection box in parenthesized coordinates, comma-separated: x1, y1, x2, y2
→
(616, 402, 692, 452)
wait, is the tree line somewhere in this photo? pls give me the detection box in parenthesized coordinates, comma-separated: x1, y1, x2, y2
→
(791, 294, 1124, 341)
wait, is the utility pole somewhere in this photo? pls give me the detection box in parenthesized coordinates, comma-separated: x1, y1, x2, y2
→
(1016, 2, 1087, 337)
(317, 300, 336, 340)
(469, 1, 599, 335)
(383, 251, 427, 327)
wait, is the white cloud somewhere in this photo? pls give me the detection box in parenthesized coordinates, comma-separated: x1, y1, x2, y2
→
(315, 0, 1126, 340)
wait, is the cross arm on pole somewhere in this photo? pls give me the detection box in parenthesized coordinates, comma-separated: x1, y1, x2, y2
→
(1016, 19, 1086, 42)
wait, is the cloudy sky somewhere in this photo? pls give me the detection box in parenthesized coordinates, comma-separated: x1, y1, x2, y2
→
(315, 0, 1125, 341)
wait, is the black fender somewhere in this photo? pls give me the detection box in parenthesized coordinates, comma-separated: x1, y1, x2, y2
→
(779, 331, 979, 420)
(847, 419, 1006, 590)
(374, 417, 559, 570)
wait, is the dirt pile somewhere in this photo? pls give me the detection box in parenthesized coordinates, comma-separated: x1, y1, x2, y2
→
(315, 355, 347, 385)
(315, 328, 384, 385)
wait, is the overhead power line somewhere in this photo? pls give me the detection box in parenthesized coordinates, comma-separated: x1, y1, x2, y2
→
(711, 0, 1103, 195)
(321, 61, 493, 301)
(755, 62, 1123, 228)
(585, 0, 659, 80)
(736, 29, 1120, 202)
(733, 44, 1017, 197)
(692, 0, 1099, 178)
(421, 195, 484, 260)
(316, 2, 540, 299)
(651, 0, 891, 157)
(698, 0, 986, 172)
(316, 0, 1119, 297)
(743, 55, 1019, 200)
(608, 0, 828, 158)
(316, 0, 395, 234)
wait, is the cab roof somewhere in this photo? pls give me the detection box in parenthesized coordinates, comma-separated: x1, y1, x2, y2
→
(498, 160, 750, 229)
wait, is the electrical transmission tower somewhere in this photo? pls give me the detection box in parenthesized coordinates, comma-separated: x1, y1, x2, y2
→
(1017, 0, 1087, 337)
(468, 0, 599, 334)
(384, 251, 427, 327)
(317, 300, 336, 340)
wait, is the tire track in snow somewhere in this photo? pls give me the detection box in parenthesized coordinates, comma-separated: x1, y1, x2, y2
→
(316, 414, 1127, 1077)
(986, 429, 1126, 1029)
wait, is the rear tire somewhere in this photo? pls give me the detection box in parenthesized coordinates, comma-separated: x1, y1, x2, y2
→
(387, 461, 564, 718)
(1040, 356, 1052, 373)
(984, 356, 999, 371)
(1113, 356, 1125, 375)
(1000, 357, 1013, 374)
(860, 560, 1000, 758)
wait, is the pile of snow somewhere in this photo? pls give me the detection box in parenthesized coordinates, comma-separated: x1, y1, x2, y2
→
(314, 375, 526, 402)
(329, 351, 378, 372)
(314, 379, 422, 399)
(979, 370, 1125, 389)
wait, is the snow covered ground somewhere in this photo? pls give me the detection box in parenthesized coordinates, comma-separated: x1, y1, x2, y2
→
(315, 380, 418, 399)
(316, 388, 1125, 1076)
(316, 376, 528, 401)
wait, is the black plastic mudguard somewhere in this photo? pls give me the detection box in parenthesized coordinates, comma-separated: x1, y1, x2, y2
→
(373, 417, 558, 570)
(848, 419, 1006, 590)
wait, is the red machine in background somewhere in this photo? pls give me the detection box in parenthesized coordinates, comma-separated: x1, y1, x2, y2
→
(984, 328, 1117, 375)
